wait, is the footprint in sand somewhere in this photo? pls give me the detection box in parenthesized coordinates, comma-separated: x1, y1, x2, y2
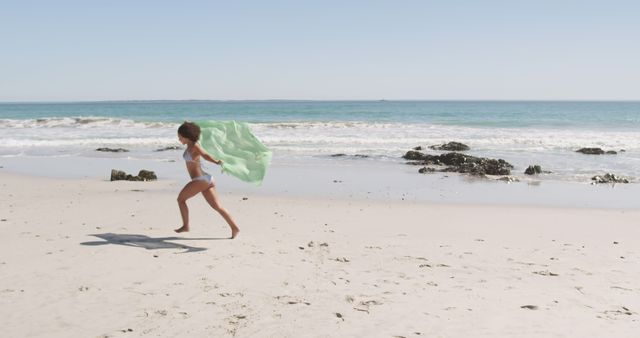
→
(226, 314, 248, 336)
(571, 268, 593, 275)
(532, 270, 559, 277)
(219, 292, 236, 297)
(275, 295, 311, 306)
(610, 286, 633, 292)
(603, 306, 634, 318)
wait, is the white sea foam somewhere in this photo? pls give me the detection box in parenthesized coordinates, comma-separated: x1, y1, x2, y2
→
(253, 122, 640, 152)
(0, 137, 177, 148)
(0, 117, 175, 129)
(3, 120, 639, 152)
(2, 118, 639, 180)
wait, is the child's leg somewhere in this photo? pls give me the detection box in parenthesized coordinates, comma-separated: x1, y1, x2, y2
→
(201, 187, 240, 238)
(175, 180, 209, 233)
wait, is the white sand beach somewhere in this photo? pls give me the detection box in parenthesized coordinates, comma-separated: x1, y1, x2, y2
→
(1, 171, 639, 337)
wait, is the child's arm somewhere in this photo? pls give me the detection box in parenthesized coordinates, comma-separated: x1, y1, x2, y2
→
(195, 144, 223, 165)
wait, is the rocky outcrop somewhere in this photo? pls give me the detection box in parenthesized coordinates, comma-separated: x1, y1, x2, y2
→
(403, 151, 430, 161)
(429, 142, 470, 152)
(406, 151, 513, 176)
(443, 158, 513, 176)
(418, 167, 435, 174)
(591, 173, 629, 184)
(96, 147, 129, 152)
(138, 170, 157, 181)
(154, 146, 181, 152)
(524, 165, 542, 175)
(111, 169, 157, 181)
(331, 154, 370, 158)
(576, 148, 617, 155)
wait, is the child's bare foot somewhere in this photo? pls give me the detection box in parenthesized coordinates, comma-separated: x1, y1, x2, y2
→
(230, 226, 240, 239)
(174, 225, 189, 233)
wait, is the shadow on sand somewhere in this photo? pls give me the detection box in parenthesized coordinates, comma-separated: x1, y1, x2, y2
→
(81, 233, 229, 253)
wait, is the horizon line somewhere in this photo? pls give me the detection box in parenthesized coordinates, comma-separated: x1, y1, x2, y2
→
(2, 98, 640, 104)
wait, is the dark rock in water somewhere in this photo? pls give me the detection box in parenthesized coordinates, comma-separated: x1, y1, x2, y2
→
(138, 170, 158, 181)
(111, 169, 157, 181)
(438, 152, 477, 166)
(524, 165, 542, 175)
(576, 148, 616, 155)
(97, 147, 129, 152)
(403, 150, 429, 161)
(111, 170, 127, 181)
(497, 176, 520, 183)
(413, 146, 423, 151)
(418, 167, 435, 174)
(154, 146, 181, 152)
(577, 148, 604, 155)
(331, 153, 369, 159)
(407, 151, 513, 176)
(444, 158, 512, 176)
(125, 175, 142, 181)
(591, 173, 630, 184)
(429, 142, 470, 152)
(406, 151, 467, 165)
(620, 149, 626, 152)
(437, 153, 513, 175)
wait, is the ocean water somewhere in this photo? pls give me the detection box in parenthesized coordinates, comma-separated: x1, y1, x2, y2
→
(1, 100, 639, 183)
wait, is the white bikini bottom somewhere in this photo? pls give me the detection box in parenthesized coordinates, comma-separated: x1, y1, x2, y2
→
(192, 173, 214, 186)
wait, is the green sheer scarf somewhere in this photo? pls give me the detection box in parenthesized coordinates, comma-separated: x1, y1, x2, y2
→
(198, 120, 272, 186)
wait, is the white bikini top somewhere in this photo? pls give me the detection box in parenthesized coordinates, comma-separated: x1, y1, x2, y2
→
(183, 149, 196, 163)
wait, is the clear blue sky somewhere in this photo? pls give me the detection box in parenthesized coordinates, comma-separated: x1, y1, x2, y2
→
(1, 0, 639, 101)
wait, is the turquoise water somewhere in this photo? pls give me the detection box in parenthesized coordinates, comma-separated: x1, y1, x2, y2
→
(1, 100, 639, 129)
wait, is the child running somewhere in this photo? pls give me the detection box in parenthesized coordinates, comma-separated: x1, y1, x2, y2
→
(175, 121, 240, 239)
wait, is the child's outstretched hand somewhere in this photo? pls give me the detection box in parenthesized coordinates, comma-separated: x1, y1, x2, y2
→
(217, 159, 224, 165)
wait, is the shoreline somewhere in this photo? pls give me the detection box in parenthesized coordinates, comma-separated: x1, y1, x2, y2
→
(1, 156, 640, 209)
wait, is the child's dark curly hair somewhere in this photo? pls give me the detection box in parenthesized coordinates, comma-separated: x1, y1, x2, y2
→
(178, 121, 201, 143)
